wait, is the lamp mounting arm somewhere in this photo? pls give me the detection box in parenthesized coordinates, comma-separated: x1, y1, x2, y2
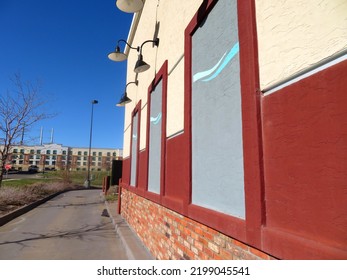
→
(117, 39, 138, 51)
(139, 38, 160, 54)
(125, 80, 139, 89)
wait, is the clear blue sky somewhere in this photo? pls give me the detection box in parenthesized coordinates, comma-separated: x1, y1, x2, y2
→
(0, 0, 133, 149)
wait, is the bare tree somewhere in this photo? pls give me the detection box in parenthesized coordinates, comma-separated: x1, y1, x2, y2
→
(0, 73, 53, 187)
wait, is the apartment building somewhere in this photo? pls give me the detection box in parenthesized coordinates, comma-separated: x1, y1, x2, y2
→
(8, 143, 122, 172)
(69, 146, 122, 171)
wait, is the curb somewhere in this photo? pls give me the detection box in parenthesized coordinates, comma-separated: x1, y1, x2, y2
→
(104, 200, 154, 260)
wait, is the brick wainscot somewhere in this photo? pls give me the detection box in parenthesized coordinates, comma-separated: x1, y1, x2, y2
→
(120, 188, 275, 260)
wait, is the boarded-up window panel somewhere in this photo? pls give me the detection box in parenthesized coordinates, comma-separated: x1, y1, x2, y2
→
(191, 0, 245, 219)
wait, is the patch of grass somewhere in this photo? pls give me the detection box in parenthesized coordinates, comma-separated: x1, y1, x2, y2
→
(105, 193, 118, 202)
(2, 178, 55, 188)
(43, 170, 110, 186)
(4, 170, 111, 187)
(104, 186, 118, 202)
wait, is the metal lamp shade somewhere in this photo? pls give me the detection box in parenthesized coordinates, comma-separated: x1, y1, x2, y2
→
(108, 46, 127, 62)
(116, 94, 132, 106)
(134, 55, 150, 73)
(116, 0, 144, 13)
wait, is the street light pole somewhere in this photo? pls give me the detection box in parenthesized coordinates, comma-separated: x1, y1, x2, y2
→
(85, 100, 98, 188)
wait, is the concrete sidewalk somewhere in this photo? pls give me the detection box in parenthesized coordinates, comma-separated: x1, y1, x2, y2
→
(104, 199, 153, 260)
(0, 188, 153, 260)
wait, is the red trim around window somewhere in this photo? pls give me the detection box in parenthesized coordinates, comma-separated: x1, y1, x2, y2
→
(144, 61, 168, 204)
(129, 100, 142, 189)
(238, 0, 264, 249)
(184, 0, 264, 248)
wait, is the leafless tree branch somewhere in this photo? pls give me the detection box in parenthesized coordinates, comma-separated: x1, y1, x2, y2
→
(0, 73, 55, 187)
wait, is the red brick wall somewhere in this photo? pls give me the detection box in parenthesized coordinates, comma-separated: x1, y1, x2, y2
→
(121, 188, 274, 260)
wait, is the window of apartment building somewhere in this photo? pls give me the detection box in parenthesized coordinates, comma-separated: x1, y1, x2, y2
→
(146, 61, 167, 195)
(53, 150, 57, 155)
(78, 151, 82, 155)
(130, 102, 141, 187)
(20, 149, 24, 154)
(93, 152, 96, 156)
(30, 149, 35, 154)
(113, 152, 116, 157)
(62, 150, 67, 155)
(107, 152, 111, 157)
(98, 152, 102, 156)
(37, 150, 41, 154)
(84, 151, 87, 156)
(13, 149, 18, 153)
(46, 150, 51, 154)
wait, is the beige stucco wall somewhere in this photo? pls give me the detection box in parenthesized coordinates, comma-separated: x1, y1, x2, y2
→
(256, 0, 347, 90)
(122, 0, 203, 157)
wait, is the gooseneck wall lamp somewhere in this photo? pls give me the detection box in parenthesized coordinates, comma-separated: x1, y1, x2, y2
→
(116, 80, 138, 107)
(108, 37, 159, 74)
(116, 0, 144, 13)
(108, 39, 138, 62)
(134, 38, 159, 73)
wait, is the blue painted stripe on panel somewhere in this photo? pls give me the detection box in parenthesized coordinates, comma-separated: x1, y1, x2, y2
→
(193, 42, 239, 83)
(150, 112, 162, 125)
(193, 52, 227, 82)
